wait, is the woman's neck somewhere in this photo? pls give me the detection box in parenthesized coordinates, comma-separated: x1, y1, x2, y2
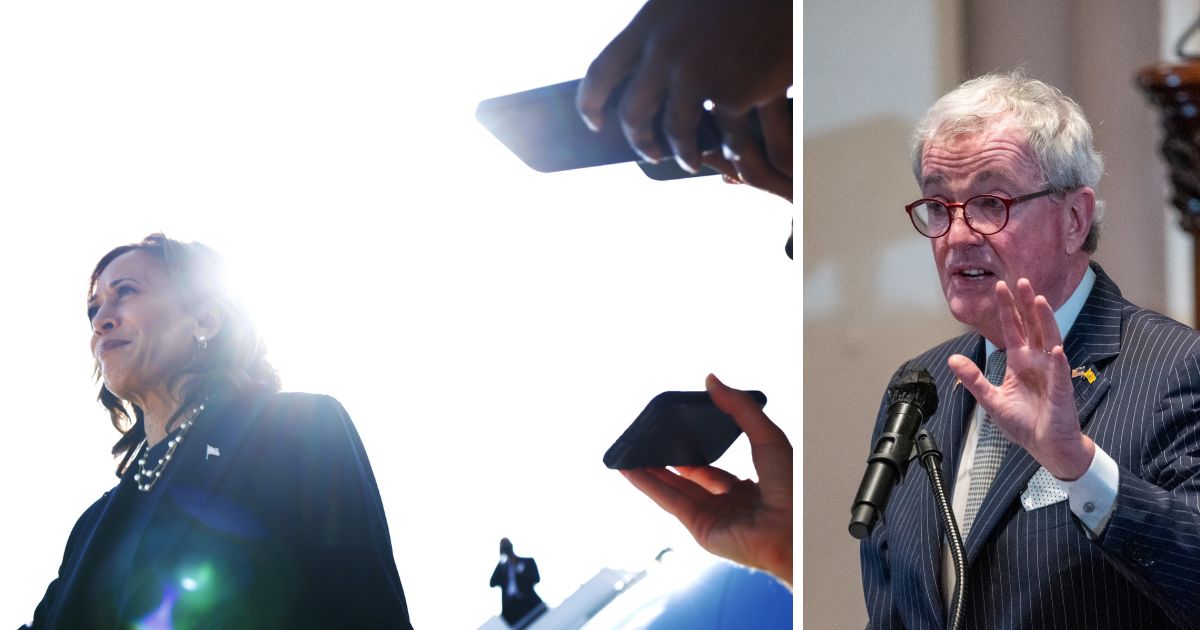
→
(136, 388, 184, 448)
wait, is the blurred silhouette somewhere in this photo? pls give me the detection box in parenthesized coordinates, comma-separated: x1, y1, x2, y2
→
(490, 538, 547, 628)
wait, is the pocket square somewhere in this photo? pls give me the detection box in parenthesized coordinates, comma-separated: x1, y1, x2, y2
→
(1020, 467, 1069, 511)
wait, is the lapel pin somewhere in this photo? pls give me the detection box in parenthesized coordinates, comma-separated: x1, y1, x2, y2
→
(1071, 367, 1096, 384)
(206, 445, 221, 460)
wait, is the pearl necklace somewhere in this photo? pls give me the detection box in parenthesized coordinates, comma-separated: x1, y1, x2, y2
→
(134, 401, 208, 492)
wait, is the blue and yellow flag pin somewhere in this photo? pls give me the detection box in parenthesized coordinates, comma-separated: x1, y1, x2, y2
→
(1071, 366, 1097, 383)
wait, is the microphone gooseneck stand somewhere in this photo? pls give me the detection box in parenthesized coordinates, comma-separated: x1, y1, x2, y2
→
(916, 428, 965, 630)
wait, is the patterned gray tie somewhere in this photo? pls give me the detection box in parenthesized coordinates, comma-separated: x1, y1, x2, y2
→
(961, 349, 1009, 539)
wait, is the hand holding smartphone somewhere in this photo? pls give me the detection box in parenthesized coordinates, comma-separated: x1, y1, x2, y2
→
(614, 376, 793, 588)
(476, 79, 787, 180)
(476, 79, 718, 178)
(604, 389, 768, 469)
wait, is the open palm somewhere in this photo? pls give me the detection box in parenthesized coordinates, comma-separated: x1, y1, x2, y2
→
(947, 279, 1094, 480)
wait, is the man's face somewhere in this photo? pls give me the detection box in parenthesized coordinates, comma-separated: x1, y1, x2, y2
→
(919, 124, 1080, 343)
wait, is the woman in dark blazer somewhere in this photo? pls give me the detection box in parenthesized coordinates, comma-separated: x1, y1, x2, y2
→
(23, 234, 412, 629)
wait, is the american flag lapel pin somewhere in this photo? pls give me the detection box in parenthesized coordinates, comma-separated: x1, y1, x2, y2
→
(206, 444, 221, 460)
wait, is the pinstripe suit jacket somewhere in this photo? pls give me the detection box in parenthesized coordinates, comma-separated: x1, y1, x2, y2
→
(861, 264, 1200, 629)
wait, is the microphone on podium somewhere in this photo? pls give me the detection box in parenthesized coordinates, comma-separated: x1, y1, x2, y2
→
(848, 367, 939, 539)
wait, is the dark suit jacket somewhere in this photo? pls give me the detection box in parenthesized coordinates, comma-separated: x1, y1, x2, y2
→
(862, 264, 1200, 629)
(490, 555, 543, 625)
(25, 392, 412, 629)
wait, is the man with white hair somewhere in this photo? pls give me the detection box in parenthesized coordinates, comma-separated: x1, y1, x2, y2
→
(861, 72, 1200, 629)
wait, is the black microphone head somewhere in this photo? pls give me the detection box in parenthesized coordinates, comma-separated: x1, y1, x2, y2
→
(887, 367, 939, 419)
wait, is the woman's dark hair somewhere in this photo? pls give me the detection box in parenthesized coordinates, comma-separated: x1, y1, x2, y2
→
(90, 233, 281, 474)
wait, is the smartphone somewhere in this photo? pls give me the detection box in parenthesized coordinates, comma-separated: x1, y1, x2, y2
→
(603, 390, 767, 470)
(475, 78, 722, 178)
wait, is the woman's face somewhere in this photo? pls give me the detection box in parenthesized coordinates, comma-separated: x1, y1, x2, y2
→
(88, 250, 198, 405)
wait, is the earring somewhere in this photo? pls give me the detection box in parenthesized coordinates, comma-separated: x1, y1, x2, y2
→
(196, 335, 208, 351)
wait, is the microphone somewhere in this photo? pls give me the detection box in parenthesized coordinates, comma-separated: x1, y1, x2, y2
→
(848, 367, 939, 539)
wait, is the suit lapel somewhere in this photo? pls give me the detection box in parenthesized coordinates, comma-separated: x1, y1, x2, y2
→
(963, 263, 1122, 562)
(940, 336, 986, 484)
(1061, 264, 1122, 426)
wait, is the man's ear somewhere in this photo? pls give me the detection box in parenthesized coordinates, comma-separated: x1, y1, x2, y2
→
(1062, 187, 1096, 254)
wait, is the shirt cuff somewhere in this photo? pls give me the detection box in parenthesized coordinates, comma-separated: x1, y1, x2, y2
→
(1061, 446, 1119, 535)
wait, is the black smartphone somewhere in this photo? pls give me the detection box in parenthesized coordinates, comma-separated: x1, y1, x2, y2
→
(475, 78, 722, 178)
(603, 390, 767, 470)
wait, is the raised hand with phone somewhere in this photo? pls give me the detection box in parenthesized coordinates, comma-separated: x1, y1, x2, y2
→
(576, 0, 792, 200)
(618, 374, 793, 588)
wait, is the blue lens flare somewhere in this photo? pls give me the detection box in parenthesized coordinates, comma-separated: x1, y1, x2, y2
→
(134, 587, 177, 630)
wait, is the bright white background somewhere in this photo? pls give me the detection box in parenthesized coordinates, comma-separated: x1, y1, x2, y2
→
(0, 2, 796, 627)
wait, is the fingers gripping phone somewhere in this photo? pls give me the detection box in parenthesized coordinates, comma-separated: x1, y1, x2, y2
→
(475, 78, 723, 180)
(603, 390, 768, 469)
